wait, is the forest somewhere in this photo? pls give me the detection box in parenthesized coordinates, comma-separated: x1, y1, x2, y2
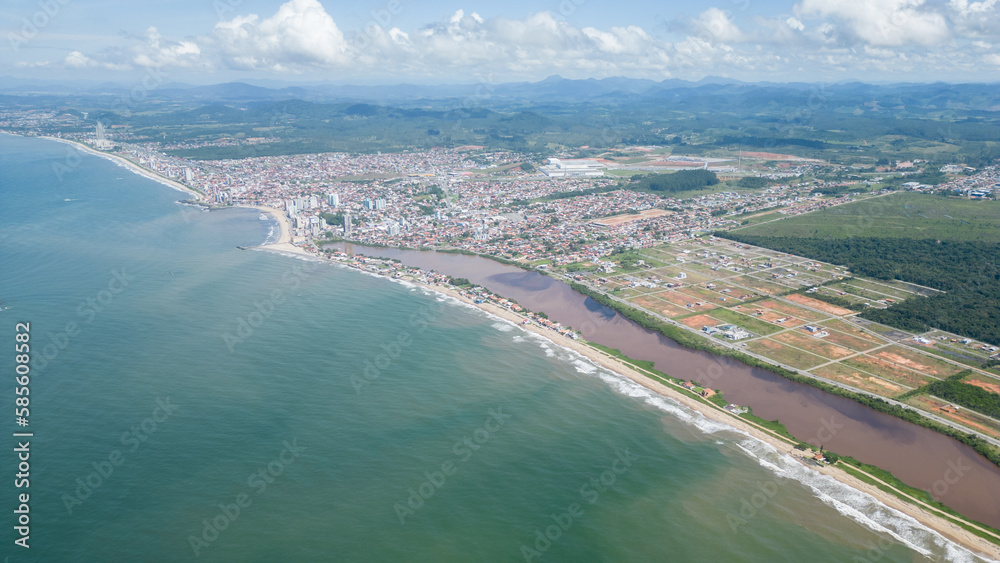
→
(717, 234, 1000, 345)
(627, 170, 719, 193)
(923, 373, 1000, 419)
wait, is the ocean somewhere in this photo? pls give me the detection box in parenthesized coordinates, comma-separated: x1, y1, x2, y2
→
(0, 133, 986, 561)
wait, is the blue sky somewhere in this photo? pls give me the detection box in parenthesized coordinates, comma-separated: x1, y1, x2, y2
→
(3, 0, 1000, 84)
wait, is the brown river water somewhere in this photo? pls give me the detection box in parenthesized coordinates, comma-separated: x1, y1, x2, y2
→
(332, 243, 1000, 529)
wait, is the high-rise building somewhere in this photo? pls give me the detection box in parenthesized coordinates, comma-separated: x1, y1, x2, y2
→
(93, 121, 113, 150)
(327, 193, 339, 208)
(184, 168, 194, 184)
(375, 198, 386, 210)
(344, 214, 352, 236)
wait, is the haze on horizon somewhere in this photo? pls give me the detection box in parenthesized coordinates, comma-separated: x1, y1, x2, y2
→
(4, 0, 1000, 86)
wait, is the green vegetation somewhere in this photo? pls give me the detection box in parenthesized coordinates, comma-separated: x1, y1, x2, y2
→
(908, 371, 1000, 419)
(570, 282, 1000, 469)
(739, 408, 805, 445)
(708, 307, 783, 335)
(628, 170, 719, 193)
(736, 176, 772, 189)
(732, 193, 1000, 243)
(836, 458, 1000, 545)
(320, 212, 345, 226)
(720, 196, 1000, 346)
(798, 291, 866, 312)
(448, 277, 473, 287)
(719, 234, 1000, 346)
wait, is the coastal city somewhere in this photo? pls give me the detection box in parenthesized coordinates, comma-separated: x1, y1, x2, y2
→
(3, 109, 994, 269)
(9, 0, 1000, 558)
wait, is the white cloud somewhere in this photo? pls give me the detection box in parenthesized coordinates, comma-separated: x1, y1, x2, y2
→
(64, 51, 93, 68)
(797, 0, 949, 46)
(950, 0, 1000, 16)
(694, 8, 746, 42)
(132, 27, 202, 68)
(212, 0, 348, 69)
(31, 0, 1000, 82)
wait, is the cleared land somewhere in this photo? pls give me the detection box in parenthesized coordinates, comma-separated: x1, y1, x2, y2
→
(733, 192, 1000, 242)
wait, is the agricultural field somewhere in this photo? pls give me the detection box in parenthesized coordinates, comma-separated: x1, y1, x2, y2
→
(731, 192, 1000, 242)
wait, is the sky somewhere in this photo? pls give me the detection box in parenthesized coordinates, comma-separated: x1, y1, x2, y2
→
(3, 0, 1000, 85)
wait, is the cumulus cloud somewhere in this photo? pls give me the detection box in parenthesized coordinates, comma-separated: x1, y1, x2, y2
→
(212, 0, 348, 69)
(33, 0, 1000, 82)
(694, 8, 746, 42)
(950, 0, 1000, 16)
(797, 0, 949, 46)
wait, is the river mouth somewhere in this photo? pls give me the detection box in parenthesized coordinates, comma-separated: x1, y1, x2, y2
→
(329, 242, 1000, 529)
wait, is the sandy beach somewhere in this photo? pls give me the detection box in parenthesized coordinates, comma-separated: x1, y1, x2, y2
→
(250, 231, 1000, 558)
(41, 136, 204, 199)
(422, 283, 1000, 560)
(45, 133, 997, 558)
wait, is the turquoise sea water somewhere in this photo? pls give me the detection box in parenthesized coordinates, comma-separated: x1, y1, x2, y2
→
(0, 134, 988, 561)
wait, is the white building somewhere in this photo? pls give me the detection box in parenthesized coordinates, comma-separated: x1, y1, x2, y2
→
(539, 158, 605, 178)
(327, 193, 339, 208)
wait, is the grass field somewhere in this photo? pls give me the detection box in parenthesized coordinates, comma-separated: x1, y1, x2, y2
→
(733, 192, 1000, 242)
(773, 331, 856, 361)
(709, 307, 783, 336)
(747, 338, 827, 370)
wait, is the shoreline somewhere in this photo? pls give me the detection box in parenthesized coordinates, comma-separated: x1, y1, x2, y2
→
(39, 136, 204, 199)
(419, 281, 1000, 561)
(255, 242, 1000, 560)
(37, 135, 300, 254)
(25, 133, 995, 557)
